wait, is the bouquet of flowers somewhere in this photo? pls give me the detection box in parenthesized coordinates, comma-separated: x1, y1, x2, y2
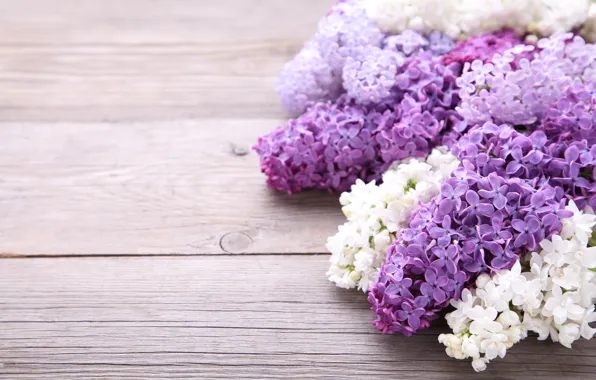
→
(254, 0, 596, 371)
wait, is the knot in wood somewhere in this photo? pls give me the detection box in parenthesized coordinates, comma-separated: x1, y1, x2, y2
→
(230, 143, 249, 156)
(219, 232, 253, 253)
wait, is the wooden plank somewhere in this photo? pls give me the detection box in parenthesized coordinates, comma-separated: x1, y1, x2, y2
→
(0, 121, 344, 256)
(0, 0, 335, 121)
(0, 255, 594, 379)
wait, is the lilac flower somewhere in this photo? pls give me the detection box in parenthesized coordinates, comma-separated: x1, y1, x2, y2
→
(542, 81, 596, 146)
(462, 190, 495, 218)
(427, 31, 456, 56)
(395, 298, 428, 331)
(257, 54, 468, 193)
(342, 47, 404, 105)
(442, 29, 526, 67)
(275, 0, 384, 114)
(369, 123, 574, 336)
(275, 44, 342, 115)
(420, 269, 447, 304)
(477, 173, 508, 209)
(511, 215, 541, 251)
(315, 1, 385, 75)
(457, 34, 596, 128)
(429, 215, 460, 248)
(383, 30, 429, 56)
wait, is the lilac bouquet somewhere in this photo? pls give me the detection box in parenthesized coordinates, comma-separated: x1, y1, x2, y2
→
(254, 0, 596, 372)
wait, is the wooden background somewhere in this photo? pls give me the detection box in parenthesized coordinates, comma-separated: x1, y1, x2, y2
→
(0, 1, 594, 378)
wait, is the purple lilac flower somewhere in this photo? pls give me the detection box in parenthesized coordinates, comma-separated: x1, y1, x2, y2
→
(342, 46, 404, 105)
(276, 0, 384, 115)
(255, 54, 467, 193)
(275, 43, 343, 115)
(383, 30, 455, 57)
(383, 30, 430, 56)
(368, 123, 574, 336)
(457, 33, 596, 127)
(427, 31, 456, 56)
(254, 95, 394, 194)
(442, 29, 525, 66)
(315, 1, 385, 75)
(542, 81, 596, 146)
(277, 0, 459, 116)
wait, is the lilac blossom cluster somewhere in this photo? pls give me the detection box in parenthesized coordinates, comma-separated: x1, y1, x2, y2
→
(275, 0, 383, 115)
(275, 0, 457, 114)
(368, 123, 575, 336)
(255, 54, 466, 193)
(442, 29, 526, 66)
(457, 33, 596, 127)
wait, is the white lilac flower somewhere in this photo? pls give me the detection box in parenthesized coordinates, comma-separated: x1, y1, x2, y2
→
(530, 0, 591, 37)
(326, 148, 459, 292)
(363, 0, 590, 39)
(439, 201, 596, 371)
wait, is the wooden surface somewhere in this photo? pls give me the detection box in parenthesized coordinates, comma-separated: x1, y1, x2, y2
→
(0, 1, 593, 379)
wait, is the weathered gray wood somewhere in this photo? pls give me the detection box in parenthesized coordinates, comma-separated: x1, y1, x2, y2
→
(1, 256, 594, 379)
(0, 0, 334, 122)
(0, 121, 344, 256)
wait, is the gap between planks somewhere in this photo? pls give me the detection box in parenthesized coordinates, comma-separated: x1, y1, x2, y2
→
(1, 255, 595, 380)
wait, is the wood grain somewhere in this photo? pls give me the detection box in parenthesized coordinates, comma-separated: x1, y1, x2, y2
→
(1, 255, 594, 379)
(0, 0, 334, 122)
(0, 121, 344, 256)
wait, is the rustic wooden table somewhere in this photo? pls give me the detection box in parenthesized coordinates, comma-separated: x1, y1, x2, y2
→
(0, 1, 594, 379)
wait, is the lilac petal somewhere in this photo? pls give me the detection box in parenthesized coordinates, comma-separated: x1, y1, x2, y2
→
(441, 183, 453, 197)
(506, 161, 522, 174)
(525, 150, 543, 165)
(424, 269, 437, 284)
(565, 146, 580, 163)
(436, 276, 449, 288)
(408, 314, 421, 330)
(433, 288, 446, 303)
(526, 218, 540, 233)
(400, 287, 414, 299)
(438, 235, 451, 248)
(462, 240, 477, 254)
(477, 203, 495, 216)
(479, 189, 495, 199)
(511, 146, 523, 160)
(531, 192, 546, 208)
(396, 310, 408, 321)
(484, 242, 503, 256)
(542, 213, 559, 226)
(420, 283, 433, 296)
(488, 173, 502, 189)
(401, 302, 413, 313)
(407, 244, 424, 258)
(532, 131, 547, 147)
(511, 219, 526, 232)
(429, 227, 446, 239)
(413, 296, 429, 308)
(491, 256, 511, 269)
(442, 215, 452, 229)
(454, 184, 468, 197)
(514, 233, 527, 248)
(494, 194, 507, 209)
(438, 199, 454, 215)
(466, 190, 479, 205)
(526, 234, 536, 250)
